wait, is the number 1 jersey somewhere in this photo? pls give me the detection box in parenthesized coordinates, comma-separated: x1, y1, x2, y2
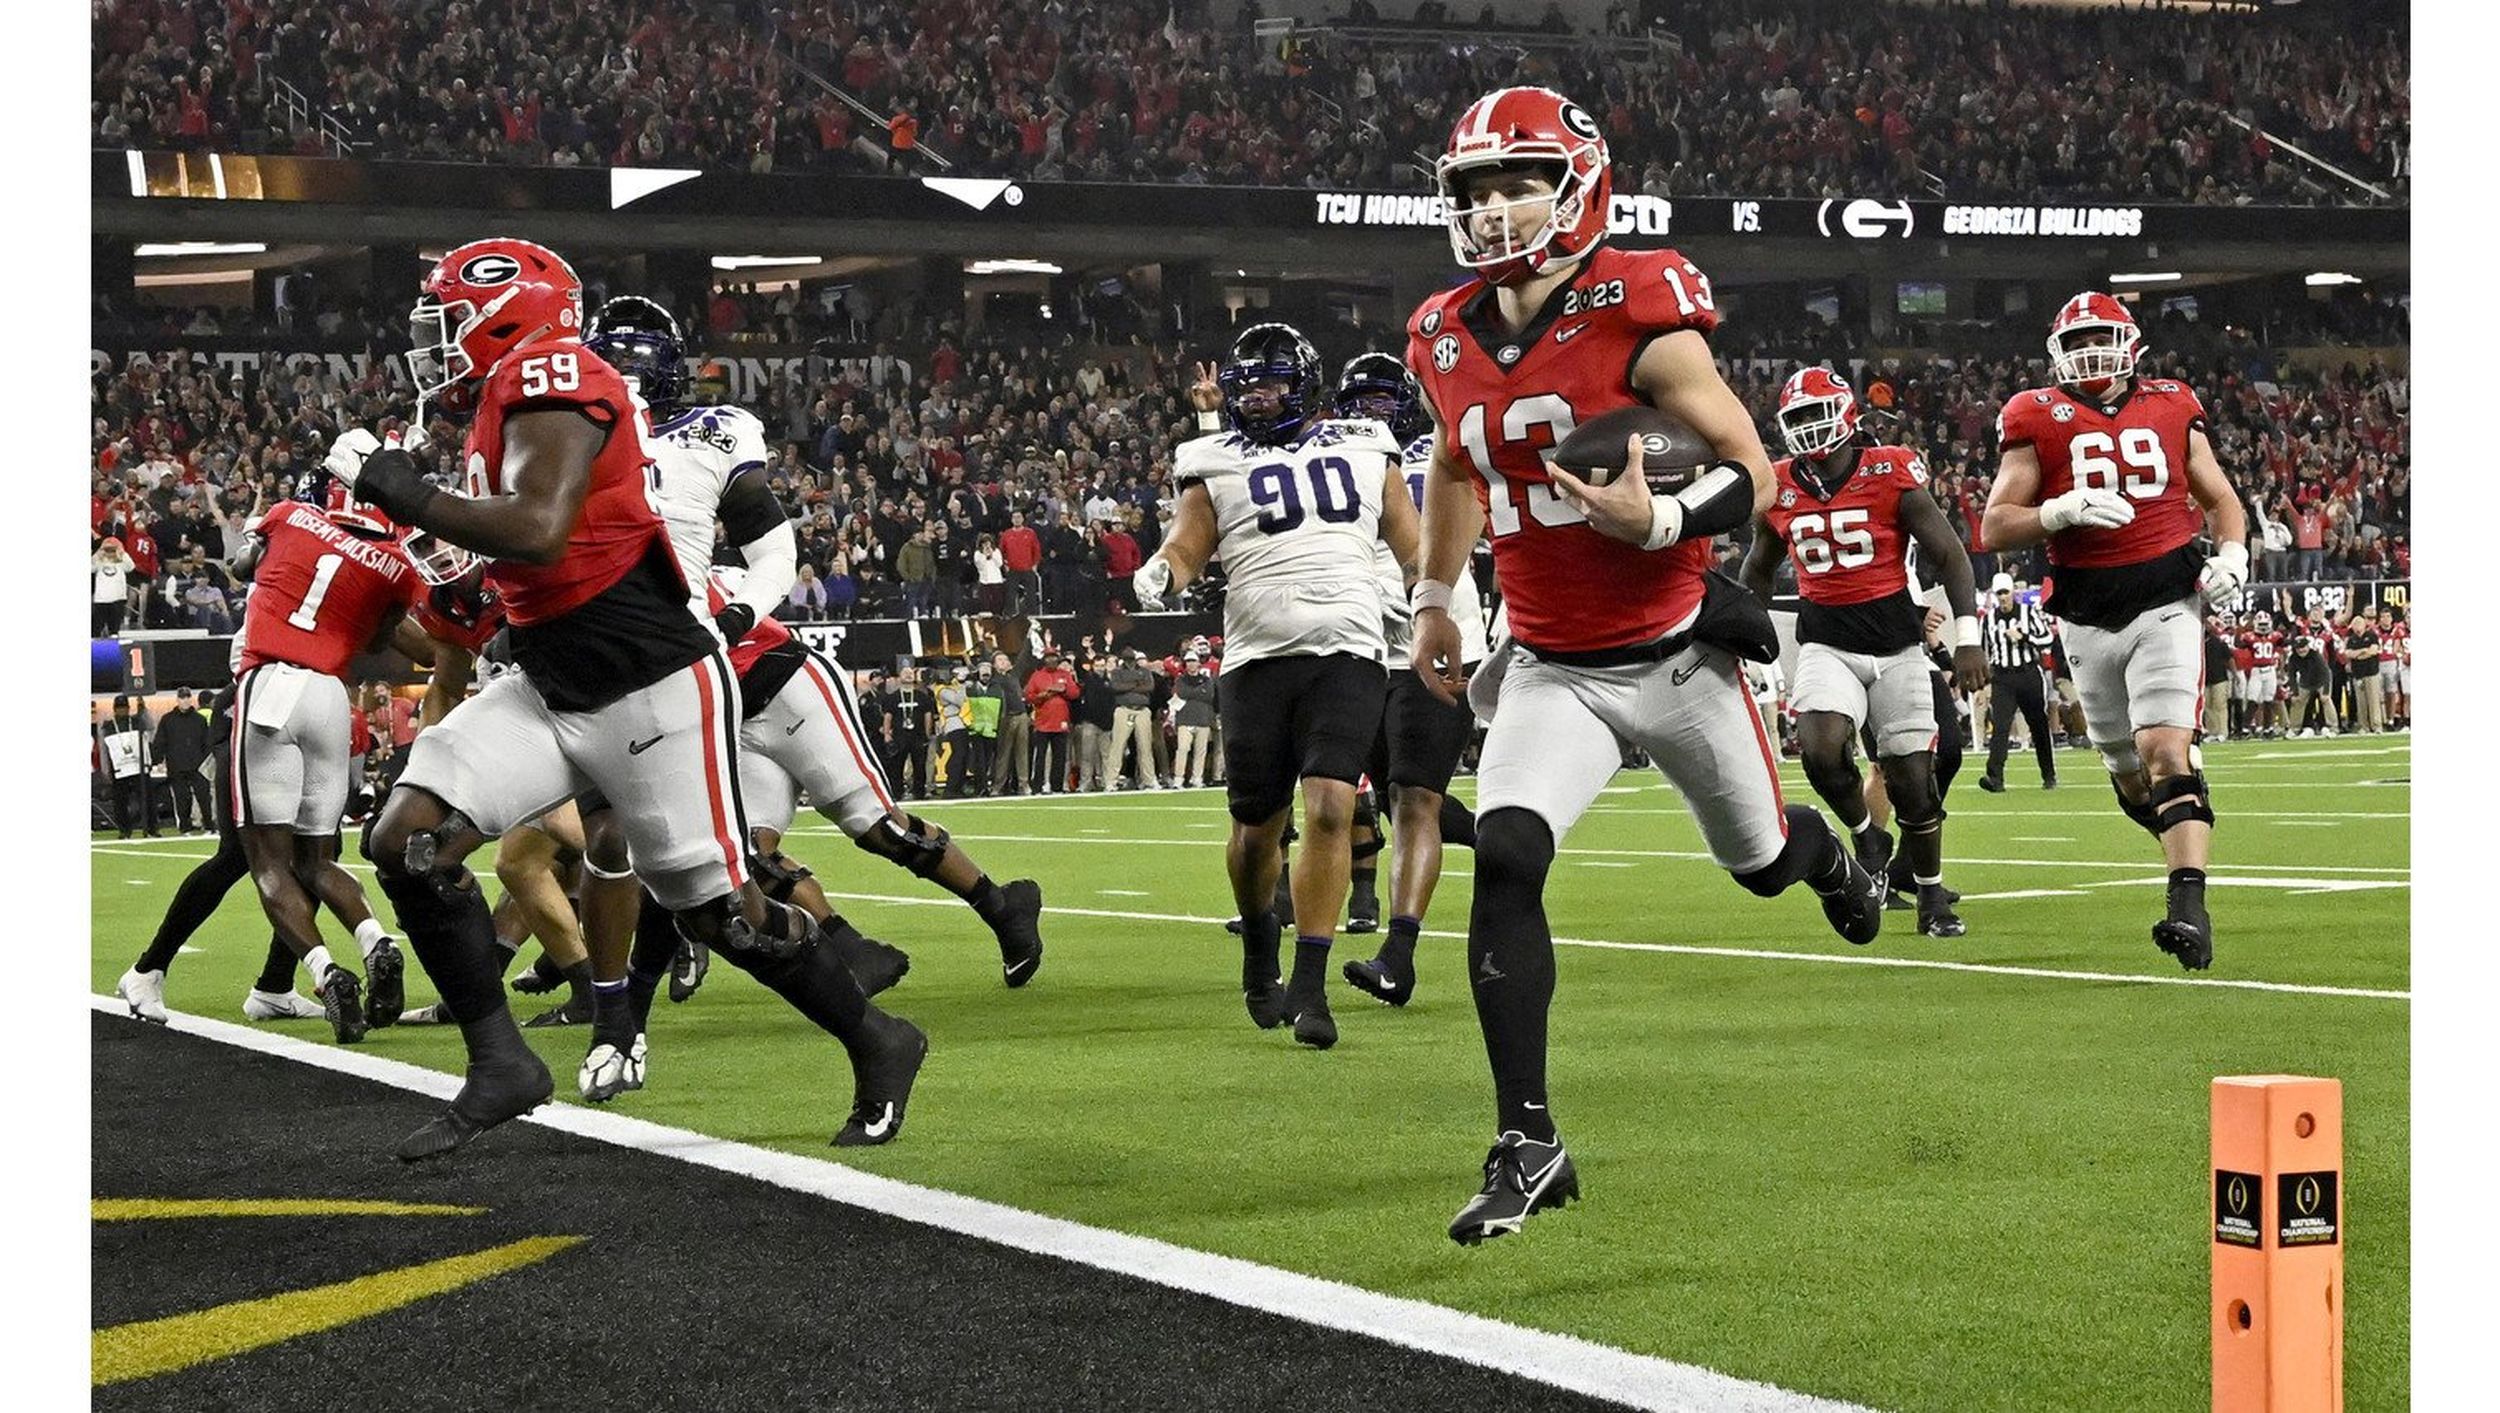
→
(1174, 418, 1399, 673)
(238, 501, 420, 679)
(1997, 377, 2209, 628)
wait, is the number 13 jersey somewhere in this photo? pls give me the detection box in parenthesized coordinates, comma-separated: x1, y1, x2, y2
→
(1405, 244, 1722, 657)
(1997, 377, 2208, 628)
(1174, 417, 1400, 674)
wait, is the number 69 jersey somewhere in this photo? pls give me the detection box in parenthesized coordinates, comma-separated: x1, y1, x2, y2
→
(1997, 377, 2209, 628)
(1405, 244, 1722, 656)
(1175, 417, 1402, 674)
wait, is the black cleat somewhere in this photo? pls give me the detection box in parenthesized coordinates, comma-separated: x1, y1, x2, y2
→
(1345, 879, 1380, 935)
(1918, 899, 1968, 939)
(669, 938, 710, 1003)
(1976, 775, 2006, 794)
(831, 928, 912, 999)
(521, 993, 593, 1028)
(1243, 976, 1287, 1030)
(833, 1017, 929, 1147)
(1449, 1132, 1579, 1245)
(2153, 876, 2215, 971)
(992, 878, 1045, 988)
(1284, 980, 1336, 1050)
(1853, 825, 1895, 884)
(318, 966, 368, 1044)
(396, 1053, 555, 1163)
(363, 938, 405, 1029)
(510, 953, 565, 995)
(1817, 854, 1886, 947)
(1883, 889, 1915, 912)
(1342, 952, 1415, 1008)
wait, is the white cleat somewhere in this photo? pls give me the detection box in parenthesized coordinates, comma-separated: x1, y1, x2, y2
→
(118, 968, 169, 1025)
(243, 988, 328, 1021)
(577, 1033, 648, 1102)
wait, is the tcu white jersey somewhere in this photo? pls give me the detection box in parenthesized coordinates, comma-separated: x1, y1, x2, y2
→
(644, 403, 770, 610)
(1379, 432, 1489, 671)
(1176, 418, 1400, 673)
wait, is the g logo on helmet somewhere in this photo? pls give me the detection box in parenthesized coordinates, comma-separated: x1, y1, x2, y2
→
(458, 252, 523, 287)
(1559, 104, 1600, 142)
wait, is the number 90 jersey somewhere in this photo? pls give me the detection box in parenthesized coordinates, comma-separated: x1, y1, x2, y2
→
(1405, 245, 1723, 656)
(1175, 418, 1400, 674)
(1997, 377, 2209, 627)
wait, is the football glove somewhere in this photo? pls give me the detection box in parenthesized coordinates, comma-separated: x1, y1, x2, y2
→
(714, 601, 758, 645)
(350, 447, 438, 524)
(323, 428, 382, 482)
(1134, 555, 1174, 611)
(2196, 540, 2250, 611)
(2039, 486, 2134, 534)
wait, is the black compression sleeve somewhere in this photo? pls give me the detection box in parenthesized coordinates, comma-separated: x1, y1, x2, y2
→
(717, 469, 786, 547)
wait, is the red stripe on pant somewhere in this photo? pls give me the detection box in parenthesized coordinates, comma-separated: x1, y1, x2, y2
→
(691, 657, 747, 891)
(1730, 662, 1788, 833)
(228, 667, 254, 826)
(803, 658, 895, 815)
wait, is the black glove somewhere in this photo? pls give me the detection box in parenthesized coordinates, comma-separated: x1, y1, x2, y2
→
(713, 601, 758, 644)
(355, 447, 438, 525)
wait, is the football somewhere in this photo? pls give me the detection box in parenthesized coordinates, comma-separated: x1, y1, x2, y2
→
(1549, 406, 1720, 490)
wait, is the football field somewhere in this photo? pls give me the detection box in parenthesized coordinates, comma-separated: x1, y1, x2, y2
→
(89, 734, 2409, 1410)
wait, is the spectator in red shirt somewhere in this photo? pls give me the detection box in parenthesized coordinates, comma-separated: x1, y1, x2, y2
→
(999, 510, 1043, 614)
(1099, 517, 1143, 610)
(1023, 651, 1078, 793)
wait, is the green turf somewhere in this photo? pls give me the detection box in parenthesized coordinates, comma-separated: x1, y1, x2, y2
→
(90, 734, 2409, 1411)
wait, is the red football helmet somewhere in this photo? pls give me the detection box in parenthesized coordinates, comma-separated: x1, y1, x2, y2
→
(323, 476, 396, 539)
(1776, 367, 1862, 458)
(399, 527, 480, 587)
(2046, 291, 2142, 397)
(409, 237, 583, 410)
(1435, 86, 1612, 286)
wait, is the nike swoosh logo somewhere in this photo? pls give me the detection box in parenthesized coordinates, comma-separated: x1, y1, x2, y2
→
(1522, 1150, 1566, 1189)
(2159, 612, 2184, 623)
(1523, 1101, 1545, 1110)
(1374, 976, 1399, 990)
(1005, 957, 1035, 980)
(785, 721, 806, 735)
(1554, 323, 1590, 343)
(860, 1103, 895, 1139)
(627, 734, 664, 754)
(1671, 663, 1703, 686)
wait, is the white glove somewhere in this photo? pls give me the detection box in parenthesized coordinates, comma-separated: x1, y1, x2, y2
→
(2197, 540, 2250, 610)
(323, 428, 381, 486)
(2039, 486, 2134, 534)
(1133, 555, 1173, 611)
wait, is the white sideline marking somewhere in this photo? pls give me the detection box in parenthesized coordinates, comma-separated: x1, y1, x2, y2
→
(2009, 837, 2074, 844)
(1957, 890, 2088, 901)
(88, 854, 2410, 999)
(89, 997, 1868, 1413)
(1098, 889, 1150, 897)
(2081, 876, 2408, 894)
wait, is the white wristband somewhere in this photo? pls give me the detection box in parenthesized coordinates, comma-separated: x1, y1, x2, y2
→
(1410, 579, 1455, 615)
(1640, 494, 1684, 552)
(1953, 616, 1983, 651)
(1195, 410, 1223, 432)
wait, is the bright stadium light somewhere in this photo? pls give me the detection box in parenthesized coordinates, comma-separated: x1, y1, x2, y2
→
(2107, 271, 2182, 284)
(965, 259, 1063, 276)
(2305, 272, 2364, 287)
(711, 255, 819, 270)
(134, 242, 269, 257)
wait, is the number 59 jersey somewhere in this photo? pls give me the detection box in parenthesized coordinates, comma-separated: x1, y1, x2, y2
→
(1175, 418, 1400, 673)
(1997, 377, 2209, 627)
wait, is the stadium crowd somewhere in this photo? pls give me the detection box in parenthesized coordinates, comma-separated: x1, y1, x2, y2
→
(91, 288, 2409, 634)
(95, 0, 2406, 204)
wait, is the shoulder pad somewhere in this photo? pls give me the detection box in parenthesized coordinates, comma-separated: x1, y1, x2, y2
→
(1173, 433, 1250, 482)
(1311, 417, 1398, 457)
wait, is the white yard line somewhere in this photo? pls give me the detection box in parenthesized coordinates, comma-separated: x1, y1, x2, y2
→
(89, 997, 1869, 1413)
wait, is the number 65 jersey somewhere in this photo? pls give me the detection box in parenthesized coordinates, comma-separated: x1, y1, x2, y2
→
(1997, 377, 2209, 629)
(1174, 417, 1401, 674)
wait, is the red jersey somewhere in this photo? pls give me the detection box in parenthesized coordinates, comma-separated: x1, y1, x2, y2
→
(1407, 245, 1721, 655)
(2386, 621, 2410, 665)
(238, 501, 419, 679)
(1764, 444, 1928, 654)
(2230, 634, 2256, 672)
(1997, 376, 2210, 628)
(464, 339, 678, 625)
(2243, 630, 2284, 668)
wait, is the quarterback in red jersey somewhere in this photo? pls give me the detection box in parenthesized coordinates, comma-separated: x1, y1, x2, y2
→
(1981, 292, 2250, 971)
(1403, 86, 1885, 1245)
(214, 485, 421, 1043)
(1742, 369, 1988, 941)
(328, 237, 925, 1160)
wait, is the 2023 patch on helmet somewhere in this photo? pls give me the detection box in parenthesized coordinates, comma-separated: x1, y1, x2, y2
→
(1218, 322, 1325, 446)
(409, 237, 584, 412)
(1435, 86, 1612, 287)
(1333, 352, 1426, 442)
(1775, 367, 1863, 459)
(584, 294, 689, 415)
(2046, 291, 2142, 398)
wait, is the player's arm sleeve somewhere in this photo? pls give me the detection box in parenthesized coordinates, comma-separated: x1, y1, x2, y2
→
(719, 468, 797, 616)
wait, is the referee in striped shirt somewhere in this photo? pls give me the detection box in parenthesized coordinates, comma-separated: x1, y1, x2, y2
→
(1978, 573, 2058, 792)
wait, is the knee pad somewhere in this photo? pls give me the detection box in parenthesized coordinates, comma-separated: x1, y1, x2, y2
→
(859, 812, 950, 878)
(1895, 801, 1945, 838)
(1352, 785, 1378, 830)
(1350, 834, 1386, 862)
(2109, 775, 2163, 837)
(2096, 738, 2144, 777)
(716, 896, 809, 960)
(394, 809, 476, 878)
(1800, 749, 1861, 805)
(1472, 808, 1555, 899)
(1731, 804, 1836, 897)
(2150, 772, 2215, 834)
(752, 849, 814, 904)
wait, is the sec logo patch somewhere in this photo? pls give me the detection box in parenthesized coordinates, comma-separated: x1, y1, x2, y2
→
(1432, 335, 1460, 374)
